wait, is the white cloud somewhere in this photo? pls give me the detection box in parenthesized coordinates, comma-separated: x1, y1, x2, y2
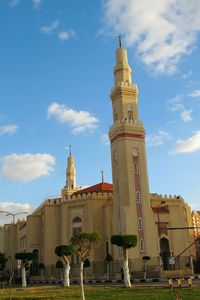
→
(0, 124, 18, 135)
(167, 94, 193, 122)
(41, 21, 59, 34)
(101, 133, 109, 146)
(58, 30, 76, 42)
(182, 70, 192, 79)
(48, 102, 99, 134)
(0, 153, 55, 182)
(146, 129, 171, 146)
(9, 0, 21, 7)
(102, 0, 200, 74)
(33, 0, 42, 9)
(167, 95, 184, 111)
(181, 109, 192, 122)
(171, 131, 200, 154)
(188, 90, 200, 98)
(0, 202, 32, 226)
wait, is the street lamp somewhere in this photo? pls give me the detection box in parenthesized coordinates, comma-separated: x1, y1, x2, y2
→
(0, 210, 28, 224)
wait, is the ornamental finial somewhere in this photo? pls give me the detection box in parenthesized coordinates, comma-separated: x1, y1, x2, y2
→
(118, 34, 122, 48)
(69, 145, 72, 156)
(101, 170, 104, 182)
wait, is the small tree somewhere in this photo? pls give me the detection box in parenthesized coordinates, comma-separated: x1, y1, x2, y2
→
(15, 252, 36, 287)
(71, 232, 100, 300)
(38, 263, 45, 279)
(105, 254, 113, 280)
(111, 234, 137, 287)
(56, 260, 64, 281)
(0, 253, 8, 280)
(143, 256, 150, 280)
(55, 244, 74, 287)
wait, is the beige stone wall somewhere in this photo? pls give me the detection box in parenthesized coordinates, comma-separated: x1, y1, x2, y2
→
(1, 191, 196, 277)
(151, 194, 195, 271)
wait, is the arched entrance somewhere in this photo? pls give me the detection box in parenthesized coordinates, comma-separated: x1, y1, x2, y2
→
(160, 237, 170, 270)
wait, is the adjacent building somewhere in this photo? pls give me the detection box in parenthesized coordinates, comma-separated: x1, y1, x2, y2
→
(192, 211, 200, 258)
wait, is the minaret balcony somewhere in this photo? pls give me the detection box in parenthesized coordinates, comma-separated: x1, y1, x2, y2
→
(109, 119, 144, 131)
(110, 82, 137, 94)
(109, 122, 146, 144)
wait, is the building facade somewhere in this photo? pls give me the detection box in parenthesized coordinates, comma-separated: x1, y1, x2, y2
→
(2, 41, 196, 279)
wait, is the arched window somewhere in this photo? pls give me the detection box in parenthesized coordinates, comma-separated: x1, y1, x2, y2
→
(140, 239, 145, 252)
(138, 217, 143, 229)
(133, 162, 138, 173)
(73, 217, 81, 223)
(136, 191, 141, 203)
(72, 217, 82, 235)
(127, 104, 133, 123)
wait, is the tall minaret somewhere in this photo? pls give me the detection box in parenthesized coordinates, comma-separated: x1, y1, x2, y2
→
(109, 36, 157, 258)
(62, 147, 76, 196)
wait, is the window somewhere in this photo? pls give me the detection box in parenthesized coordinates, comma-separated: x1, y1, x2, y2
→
(72, 217, 82, 264)
(72, 217, 82, 236)
(136, 191, 141, 203)
(138, 217, 143, 229)
(133, 162, 138, 173)
(127, 104, 133, 122)
(140, 239, 145, 252)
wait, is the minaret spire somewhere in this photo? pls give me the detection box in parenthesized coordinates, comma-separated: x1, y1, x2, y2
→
(61, 150, 77, 197)
(65, 149, 76, 194)
(118, 34, 122, 48)
(69, 145, 72, 156)
(101, 170, 104, 183)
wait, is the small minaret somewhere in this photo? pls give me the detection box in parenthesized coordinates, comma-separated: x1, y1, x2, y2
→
(62, 147, 76, 196)
(109, 36, 157, 259)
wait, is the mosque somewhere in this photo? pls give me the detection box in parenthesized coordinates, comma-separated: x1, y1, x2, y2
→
(2, 39, 196, 279)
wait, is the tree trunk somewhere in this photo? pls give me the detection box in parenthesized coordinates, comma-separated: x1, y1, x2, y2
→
(123, 248, 131, 287)
(80, 260, 85, 300)
(106, 263, 109, 280)
(63, 263, 70, 287)
(21, 266, 27, 287)
(144, 261, 147, 280)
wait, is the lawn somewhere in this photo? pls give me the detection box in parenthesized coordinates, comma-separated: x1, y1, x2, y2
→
(0, 285, 200, 300)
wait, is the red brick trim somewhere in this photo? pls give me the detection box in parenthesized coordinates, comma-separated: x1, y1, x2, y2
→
(111, 132, 144, 144)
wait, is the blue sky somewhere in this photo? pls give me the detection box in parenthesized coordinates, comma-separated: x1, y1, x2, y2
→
(0, 0, 200, 225)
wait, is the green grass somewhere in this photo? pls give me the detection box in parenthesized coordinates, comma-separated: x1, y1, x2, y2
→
(0, 285, 200, 300)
